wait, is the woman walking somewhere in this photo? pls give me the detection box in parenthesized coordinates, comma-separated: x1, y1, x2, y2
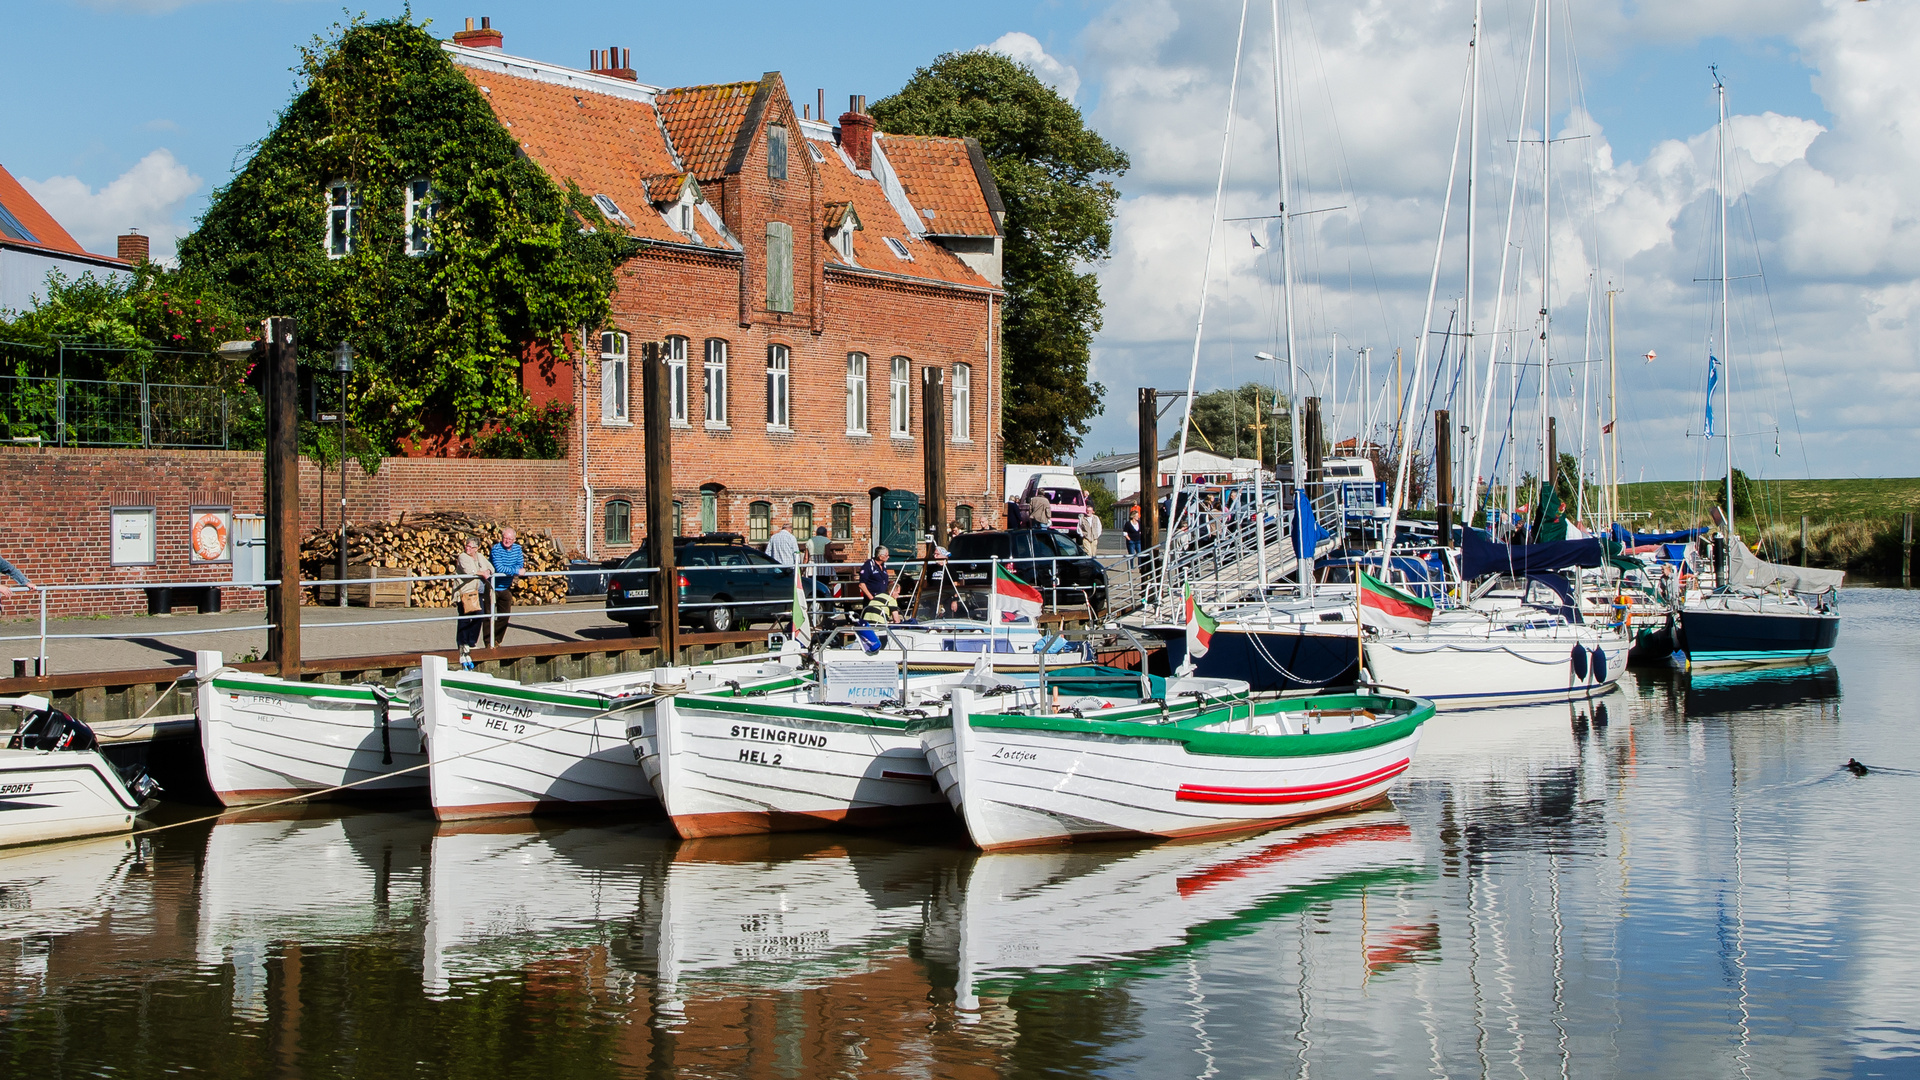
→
(454, 537, 493, 669)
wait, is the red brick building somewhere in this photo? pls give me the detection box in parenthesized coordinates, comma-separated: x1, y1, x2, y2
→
(446, 23, 1006, 559)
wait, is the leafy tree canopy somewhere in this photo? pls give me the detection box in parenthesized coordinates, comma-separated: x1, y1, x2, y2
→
(1161, 383, 1293, 472)
(871, 51, 1128, 464)
(176, 16, 625, 453)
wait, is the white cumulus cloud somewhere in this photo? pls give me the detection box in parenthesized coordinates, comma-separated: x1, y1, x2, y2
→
(981, 32, 1082, 103)
(21, 149, 202, 263)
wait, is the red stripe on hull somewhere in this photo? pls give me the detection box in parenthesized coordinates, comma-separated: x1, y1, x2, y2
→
(1175, 758, 1411, 805)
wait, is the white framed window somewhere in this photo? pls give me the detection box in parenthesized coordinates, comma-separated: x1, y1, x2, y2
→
(889, 355, 911, 437)
(749, 500, 773, 543)
(834, 227, 854, 261)
(952, 363, 972, 442)
(665, 335, 689, 424)
(703, 339, 729, 427)
(766, 222, 794, 312)
(766, 344, 790, 430)
(767, 124, 789, 181)
(592, 193, 631, 226)
(883, 236, 913, 262)
(845, 352, 868, 434)
(600, 331, 629, 424)
(677, 198, 696, 238)
(404, 178, 434, 255)
(325, 180, 358, 258)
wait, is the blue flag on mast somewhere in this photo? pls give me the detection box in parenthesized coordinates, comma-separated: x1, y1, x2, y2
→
(1704, 354, 1720, 438)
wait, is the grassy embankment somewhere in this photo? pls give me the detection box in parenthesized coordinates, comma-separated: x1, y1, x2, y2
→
(1617, 478, 1920, 575)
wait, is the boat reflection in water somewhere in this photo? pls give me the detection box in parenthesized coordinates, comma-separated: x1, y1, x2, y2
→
(1682, 659, 1841, 716)
(0, 834, 149, 1000)
(925, 810, 1422, 1015)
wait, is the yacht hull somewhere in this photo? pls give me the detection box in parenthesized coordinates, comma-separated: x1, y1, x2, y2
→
(1675, 607, 1840, 668)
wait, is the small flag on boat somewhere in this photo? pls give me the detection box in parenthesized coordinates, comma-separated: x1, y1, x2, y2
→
(1357, 569, 1434, 637)
(1601, 419, 1615, 434)
(790, 577, 810, 641)
(992, 562, 1043, 622)
(1184, 584, 1219, 658)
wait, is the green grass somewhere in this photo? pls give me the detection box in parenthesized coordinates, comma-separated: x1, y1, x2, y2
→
(1618, 477, 1920, 529)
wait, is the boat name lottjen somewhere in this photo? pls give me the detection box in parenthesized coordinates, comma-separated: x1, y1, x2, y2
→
(729, 724, 828, 748)
(990, 747, 1038, 763)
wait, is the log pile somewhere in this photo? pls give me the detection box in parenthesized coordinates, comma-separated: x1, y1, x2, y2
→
(299, 512, 570, 608)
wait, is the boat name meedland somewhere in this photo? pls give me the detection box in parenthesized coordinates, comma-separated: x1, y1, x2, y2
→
(729, 724, 827, 748)
(475, 697, 535, 720)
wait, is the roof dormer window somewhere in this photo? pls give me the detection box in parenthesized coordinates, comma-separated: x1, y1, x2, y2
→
(592, 193, 631, 227)
(677, 199, 695, 238)
(825, 201, 862, 263)
(883, 236, 913, 262)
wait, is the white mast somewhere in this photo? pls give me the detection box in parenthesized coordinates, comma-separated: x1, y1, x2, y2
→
(1463, 0, 1482, 519)
(1716, 69, 1735, 528)
(1539, 0, 1553, 500)
(1161, 0, 1253, 596)
(1271, 0, 1311, 596)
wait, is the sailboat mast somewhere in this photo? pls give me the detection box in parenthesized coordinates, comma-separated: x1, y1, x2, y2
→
(1717, 71, 1734, 526)
(1271, 0, 1309, 595)
(1607, 286, 1619, 526)
(1540, 0, 1553, 498)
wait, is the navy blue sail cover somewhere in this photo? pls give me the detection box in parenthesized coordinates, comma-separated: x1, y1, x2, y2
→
(1608, 523, 1707, 546)
(1461, 527, 1604, 580)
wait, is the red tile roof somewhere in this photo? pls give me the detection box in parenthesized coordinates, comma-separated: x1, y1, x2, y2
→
(810, 135, 991, 289)
(878, 135, 1000, 237)
(0, 163, 95, 258)
(655, 81, 763, 182)
(455, 67, 693, 245)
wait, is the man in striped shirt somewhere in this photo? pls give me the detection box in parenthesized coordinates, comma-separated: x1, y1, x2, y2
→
(489, 528, 525, 641)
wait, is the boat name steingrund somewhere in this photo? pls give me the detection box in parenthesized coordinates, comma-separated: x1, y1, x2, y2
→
(729, 724, 829, 748)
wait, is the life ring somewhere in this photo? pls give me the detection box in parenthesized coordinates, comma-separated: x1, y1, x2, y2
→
(192, 513, 228, 561)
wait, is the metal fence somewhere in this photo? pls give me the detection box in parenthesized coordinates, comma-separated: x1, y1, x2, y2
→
(0, 340, 239, 449)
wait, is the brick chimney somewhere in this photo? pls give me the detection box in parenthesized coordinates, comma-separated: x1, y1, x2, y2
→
(839, 95, 874, 172)
(117, 230, 149, 265)
(588, 45, 637, 81)
(452, 16, 503, 50)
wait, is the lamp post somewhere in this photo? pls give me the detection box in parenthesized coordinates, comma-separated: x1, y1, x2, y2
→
(333, 341, 354, 606)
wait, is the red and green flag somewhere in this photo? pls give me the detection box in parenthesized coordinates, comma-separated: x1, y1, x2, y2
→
(992, 562, 1043, 622)
(1184, 583, 1219, 658)
(1357, 569, 1434, 637)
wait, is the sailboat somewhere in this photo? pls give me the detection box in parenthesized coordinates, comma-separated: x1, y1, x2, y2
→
(1671, 74, 1842, 670)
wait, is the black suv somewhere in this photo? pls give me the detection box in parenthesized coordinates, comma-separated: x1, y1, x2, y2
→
(606, 534, 823, 633)
(946, 528, 1108, 614)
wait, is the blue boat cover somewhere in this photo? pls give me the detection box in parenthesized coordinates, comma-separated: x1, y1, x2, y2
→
(1292, 489, 1331, 560)
(1609, 523, 1707, 545)
(1525, 572, 1584, 624)
(1461, 527, 1604, 579)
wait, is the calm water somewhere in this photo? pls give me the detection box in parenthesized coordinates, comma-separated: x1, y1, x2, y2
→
(3, 590, 1917, 1079)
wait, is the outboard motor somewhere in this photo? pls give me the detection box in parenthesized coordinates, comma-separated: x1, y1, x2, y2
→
(8, 708, 99, 752)
(117, 764, 162, 802)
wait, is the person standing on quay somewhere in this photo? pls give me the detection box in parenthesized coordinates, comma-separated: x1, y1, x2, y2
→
(859, 546, 891, 605)
(454, 537, 493, 669)
(1027, 489, 1053, 530)
(766, 519, 800, 567)
(1078, 506, 1103, 549)
(489, 528, 524, 642)
(1123, 506, 1143, 559)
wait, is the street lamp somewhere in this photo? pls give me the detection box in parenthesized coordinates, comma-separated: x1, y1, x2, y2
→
(333, 341, 353, 606)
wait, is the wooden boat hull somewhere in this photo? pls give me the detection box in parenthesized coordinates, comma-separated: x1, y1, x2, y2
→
(0, 749, 142, 848)
(1364, 630, 1624, 708)
(633, 692, 952, 840)
(195, 651, 424, 806)
(925, 691, 1429, 851)
(415, 655, 657, 821)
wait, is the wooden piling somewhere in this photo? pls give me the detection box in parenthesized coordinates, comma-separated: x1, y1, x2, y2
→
(1137, 388, 1159, 551)
(1434, 410, 1452, 545)
(642, 342, 678, 657)
(1904, 512, 1914, 587)
(1304, 397, 1324, 503)
(262, 317, 300, 678)
(1800, 514, 1810, 568)
(921, 368, 947, 549)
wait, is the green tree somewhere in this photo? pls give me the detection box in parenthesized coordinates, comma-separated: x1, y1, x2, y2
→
(871, 51, 1128, 464)
(177, 16, 627, 454)
(1161, 383, 1292, 471)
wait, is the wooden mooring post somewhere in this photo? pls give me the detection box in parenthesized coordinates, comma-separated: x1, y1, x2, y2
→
(1137, 388, 1158, 552)
(1434, 410, 1452, 544)
(1800, 514, 1810, 568)
(1904, 512, 1914, 587)
(642, 342, 678, 653)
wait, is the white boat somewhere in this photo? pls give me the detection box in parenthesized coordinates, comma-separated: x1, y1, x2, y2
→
(634, 661, 1039, 839)
(414, 653, 801, 821)
(924, 810, 1421, 1011)
(1364, 605, 1625, 708)
(923, 679, 1431, 850)
(0, 695, 150, 848)
(194, 651, 424, 806)
(813, 619, 1093, 672)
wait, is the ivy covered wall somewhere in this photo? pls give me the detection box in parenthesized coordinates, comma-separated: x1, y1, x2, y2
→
(178, 17, 628, 454)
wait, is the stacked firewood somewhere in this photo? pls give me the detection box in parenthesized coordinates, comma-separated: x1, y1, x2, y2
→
(299, 511, 570, 607)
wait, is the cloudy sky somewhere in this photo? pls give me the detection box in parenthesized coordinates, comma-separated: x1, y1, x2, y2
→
(4, 0, 1907, 480)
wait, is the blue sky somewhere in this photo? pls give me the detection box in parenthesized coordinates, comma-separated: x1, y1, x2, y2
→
(8, 0, 1908, 480)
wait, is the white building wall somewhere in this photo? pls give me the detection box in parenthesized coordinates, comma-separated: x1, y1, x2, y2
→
(0, 248, 131, 313)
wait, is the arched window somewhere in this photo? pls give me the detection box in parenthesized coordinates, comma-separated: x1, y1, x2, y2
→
(604, 499, 632, 546)
(954, 504, 973, 533)
(846, 352, 868, 434)
(748, 501, 772, 543)
(889, 356, 911, 436)
(765, 344, 790, 430)
(700, 485, 722, 534)
(600, 331, 629, 423)
(665, 335, 688, 423)
(792, 501, 814, 538)
(952, 363, 971, 442)
(831, 502, 853, 540)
